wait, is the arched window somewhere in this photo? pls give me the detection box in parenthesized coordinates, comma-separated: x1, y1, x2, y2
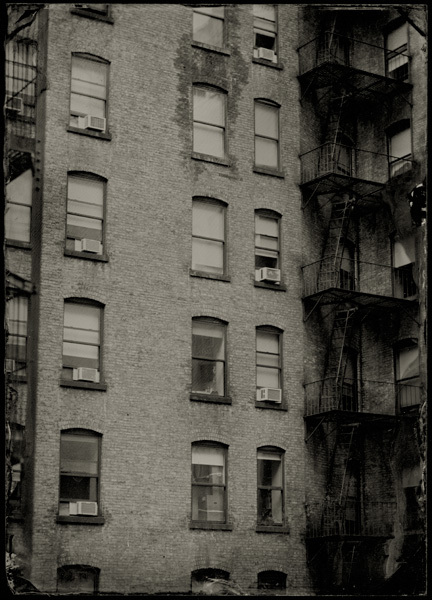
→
(385, 21, 409, 81)
(193, 84, 226, 159)
(57, 565, 100, 594)
(258, 570, 287, 591)
(394, 339, 420, 412)
(191, 568, 229, 594)
(192, 198, 227, 275)
(256, 326, 282, 403)
(59, 429, 101, 518)
(255, 209, 281, 284)
(191, 442, 227, 523)
(254, 100, 280, 170)
(257, 447, 284, 526)
(66, 172, 106, 256)
(70, 53, 109, 131)
(192, 317, 227, 397)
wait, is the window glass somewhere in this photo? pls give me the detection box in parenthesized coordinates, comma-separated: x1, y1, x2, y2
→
(193, 87, 225, 158)
(258, 570, 287, 590)
(193, 6, 224, 47)
(392, 234, 417, 298)
(255, 213, 280, 270)
(67, 175, 104, 251)
(192, 201, 225, 274)
(389, 127, 411, 176)
(256, 329, 281, 389)
(6, 296, 28, 376)
(70, 56, 107, 127)
(386, 23, 408, 79)
(192, 320, 225, 395)
(57, 566, 99, 594)
(5, 169, 32, 243)
(192, 444, 226, 522)
(257, 449, 283, 525)
(62, 302, 101, 378)
(396, 345, 419, 381)
(253, 5, 277, 54)
(191, 569, 229, 594)
(255, 102, 279, 169)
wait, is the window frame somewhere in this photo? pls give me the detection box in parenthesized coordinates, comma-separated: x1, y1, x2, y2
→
(257, 570, 287, 591)
(394, 338, 420, 413)
(192, 6, 225, 50)
(190, 442, 229, 528)
(192, 84, 227, 162)
(8, 423, 25, 517)
(191, 197, 227, 279)
(61, 298, 106, 390)
(391, 232, 417, 299)
(256, 326, 282, 393)
(58, 429, 103, 522)
(257, 446, 285, 528)
(385, 20, 409, 81)
(6, 294, 29, 379)
(65, 171, 107, 261)
(386, 120, 412, 178)
(191, 317, 229, 403)
(57, 565, 100, 593)
(68, 53, 111, 139)
(254, 209, 282, 283)
(254, 100, 281, 173)
(5, 167, 33, 247)
(253, 4, 278, 64)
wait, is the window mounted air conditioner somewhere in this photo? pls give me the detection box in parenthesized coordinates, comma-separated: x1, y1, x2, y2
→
(75, 238, 103, 254)
(256, 267, 281, 283)
(69, 501, 98, 516)
(6, 95, 23, 113)
(73, 367, 100, 383)
(257, 47, 276, 62)
(78, 114, 106, 132)
(257, 388, 282, 403)
(5, 359, 16, 373)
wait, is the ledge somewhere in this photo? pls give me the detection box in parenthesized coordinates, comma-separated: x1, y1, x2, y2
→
(255, 400, 287, 411)
(64, 249, 108, 262)
(252, 57, 283, 70)
(5, 240, 32, 250)
(192, 41, 230, 56)
(190, 269, 230, 282)
(67, 125, 112, 141)
(6, 375, 27, 384)
(253, 166, 285, 178)
(190, 394, 232, 405)
(57, 515, 105, 525)
(70, 8, 114, 23)
(254, 281, 286, 291)
(189, 522, 232, 531)
(60, 379, 107, 391)
(192, 152, 230, 167)
(256, 525, 290, 534)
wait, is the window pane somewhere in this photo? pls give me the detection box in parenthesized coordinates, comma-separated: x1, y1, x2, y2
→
(193, 13, 224, 47)
(257, 352, 279, 368)
(255, 104, 278, 138)
(68, 200, 103, 220)
(258, 488, 283, 524)
(394, 236, 415, 267)
(70, 93, 105, 118)
(258, 453, 282, 486)
(255, 138, 278, 168)
(390, 129, 411, 158)
(253, 4, 276, 22)
(387, 24, 407, 51)
(257, 366, 280, 388)
(192, 322, 224, 359)
(257, 331, 279, 354)
(256, 235, 278, 252)
(397, 346, 419, 380)
(193, 202, 224, 240)
(192, 238, 224, 273)
(60, 475, 91, 499)
(61, 434, 98, 473)
(192, 485, 225, 522)
(63, 341, 99, 361)
(64, 304, 100, 331)
(192, 359, 224, 395)
(64, 326, 99, 345)
(192, 445, 225, 467)
(72, 57, 107, 87)
(255, 253, 278, 269)
(194, 88, 224, 126)
(72, 78, 106, 100)
(194, 123, 225, 157)
(68, 176, 104, 206)
(256, 215, 278, 236)
(58, 568, 97, 594)
(5, 203, 31, 242)
(6, 169, 32, 206)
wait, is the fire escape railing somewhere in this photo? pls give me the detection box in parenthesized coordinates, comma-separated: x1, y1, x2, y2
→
(302, 256, 417, 300)
(5, 58, 37, 139)
(304, 378, 421, 416)
(300, 143, 414, 186)
(298, 31, 410, 81)
(306, 500, 396, 538)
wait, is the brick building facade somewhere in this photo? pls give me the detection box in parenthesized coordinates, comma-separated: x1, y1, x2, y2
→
(5, 3, 427, 595)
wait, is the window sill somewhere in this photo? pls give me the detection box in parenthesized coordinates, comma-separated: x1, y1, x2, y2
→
(255, 400, 287, 411)
(253, 166, 284, 178)
(57, 515, 105, 525)
(190, 269, 230, 282)
(192, 152, 230, 167)
(64, 249, 108, 262)
(252, 57, 283, 70)
(254, 281, 286, 291)
(60, 379, 107, 391)
(5, 240, 32, 250)
(67, 125, 112, 141)
(189, 522, 232, 531)
(70, 8, 114, 23)
(192, 41, 230, 56)
(190, 394, 232, 405)
(256, 525, 290, 534)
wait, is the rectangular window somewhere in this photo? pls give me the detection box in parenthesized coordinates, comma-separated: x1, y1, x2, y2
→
(192, 445, 226, 523)
(255, 213, 280, 270)
(386, 23, 409, 80)
(253, 5, 277, 62)
(396, 342, 420, 411)
(193, 86, 225, 159)
(257, 449, 283, 525)
(393, 234, 417, 298)
(256, 329, 281, 391)
(193, 6, 224, 47)
(255, 102, 279, 169)
(5, 168, 32, 243)
(70, 55, 108, 129)
(6, 296, 28, 377)
(192, 200, 225, 274)
(59, 432, 100, 516)
(8, 424, 24, 514)
(389, 127, 411, 177)
(192, 320, 226, 396)
(62, 302, 101, 381)
(57, 566, 99, 594)
(66, 174, 104, 254)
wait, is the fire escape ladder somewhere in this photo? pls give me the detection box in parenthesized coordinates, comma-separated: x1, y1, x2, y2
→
(332, 200, 353, 289)
(338, 425, 358, 506)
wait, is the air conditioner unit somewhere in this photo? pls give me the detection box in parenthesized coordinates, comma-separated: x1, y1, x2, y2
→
(69, 501, 98, 516)
(75, 238, 103, 254)
(256, 267, 281, 283)
(257, 388, 282, 403)
(73, 367, 100, 383)
(78, 114, 106, 132)
(257, 47, 276, 61)
(5, 359, 16, 373)
(6, 95, 23, 113)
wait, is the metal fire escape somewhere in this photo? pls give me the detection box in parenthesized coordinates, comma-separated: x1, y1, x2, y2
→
(299, 21, 418, 594)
